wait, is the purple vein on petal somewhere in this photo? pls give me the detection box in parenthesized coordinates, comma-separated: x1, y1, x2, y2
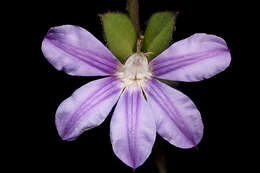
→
(147, 80, 196, 145)
(45, 30, 118, 68)
(133, 91, 140, 168)
(125, 91, 140, 168)
(45, 38, 118, 74)
(62, 88, 119, 139)
(152, 48, 228, 66)
(134, 92, 141, 168)
(125, 92, 131, 165)
(126, 91, 135, 168)
(61, 78, 120, 139)
(152, 48, 229, 76)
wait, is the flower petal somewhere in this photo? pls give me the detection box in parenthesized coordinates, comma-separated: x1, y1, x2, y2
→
(56, 77, 122, 140)
(151, 33, 231, 82)
(42, 25, 120, 76)
(110, 88, 156, 169)
(144, 79, 203, 148)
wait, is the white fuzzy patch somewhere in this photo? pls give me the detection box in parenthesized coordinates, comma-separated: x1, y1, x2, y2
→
(116, 53, 152, 89)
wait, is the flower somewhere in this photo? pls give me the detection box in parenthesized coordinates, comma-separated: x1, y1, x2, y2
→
(41, 25, 231, 169)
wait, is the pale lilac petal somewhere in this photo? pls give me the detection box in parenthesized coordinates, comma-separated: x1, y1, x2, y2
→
(151, 33, 231, 82)
(110, 88, 156, 169)
(144, 79, 203, 148)
(56, 77, 122, 140)
(41, 25, 120, 76)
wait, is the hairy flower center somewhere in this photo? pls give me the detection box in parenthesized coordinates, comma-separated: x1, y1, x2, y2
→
(116, 53, 152, 88)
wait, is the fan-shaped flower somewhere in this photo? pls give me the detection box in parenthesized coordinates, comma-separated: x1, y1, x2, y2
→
(41, 25, 231, 169)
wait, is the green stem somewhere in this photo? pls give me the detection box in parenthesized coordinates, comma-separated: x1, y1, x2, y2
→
(154, 150, 167, 173)
(153, 138, 168, 173)
(127, 0, 141, 35)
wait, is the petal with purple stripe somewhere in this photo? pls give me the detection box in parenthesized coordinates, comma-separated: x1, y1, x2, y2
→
(151, 33, 231, 82)
(55, 77, 122, 141)
(110, 88, 156, 169)
(42, 25, 120, 76)
(144, 79, 203, 148)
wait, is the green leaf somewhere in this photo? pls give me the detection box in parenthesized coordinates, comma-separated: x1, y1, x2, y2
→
(143, 12, 176, 60)
(102, 13, 138, 62)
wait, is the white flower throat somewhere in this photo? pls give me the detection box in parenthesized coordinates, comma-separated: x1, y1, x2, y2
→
(116, 53, 152, 88)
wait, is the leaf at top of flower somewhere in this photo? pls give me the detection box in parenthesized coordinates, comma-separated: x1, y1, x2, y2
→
(101, 13, 138, 63)
(143, 12, 177, 60)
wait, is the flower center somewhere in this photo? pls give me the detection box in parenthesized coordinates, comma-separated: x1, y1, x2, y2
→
(116, 53, 152, 88)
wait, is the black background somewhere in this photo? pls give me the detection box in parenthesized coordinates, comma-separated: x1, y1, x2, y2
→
(10, 0, 247, 172)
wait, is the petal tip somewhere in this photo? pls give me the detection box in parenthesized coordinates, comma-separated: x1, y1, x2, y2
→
(55, 118, 80, 141)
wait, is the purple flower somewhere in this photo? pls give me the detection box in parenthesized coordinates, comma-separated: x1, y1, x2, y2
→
(41, 25, 231, 169)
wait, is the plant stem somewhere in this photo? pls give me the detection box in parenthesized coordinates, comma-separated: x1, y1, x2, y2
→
(127, 0, 141, 35)
(154, 150, 167, 173)
(153, 138, 168, 173)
